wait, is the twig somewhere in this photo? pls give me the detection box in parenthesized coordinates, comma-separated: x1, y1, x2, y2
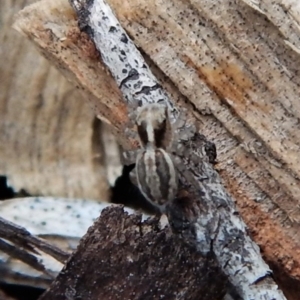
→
(0, 217, 69, 265)
(0, 239, 51, 277)
(68, 0, 286, 299)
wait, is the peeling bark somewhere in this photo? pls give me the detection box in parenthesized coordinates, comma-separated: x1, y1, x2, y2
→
(0, 197, 144, 288)
(39, 206, 227, 300)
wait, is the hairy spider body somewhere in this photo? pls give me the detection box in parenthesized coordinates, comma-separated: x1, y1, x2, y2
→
(135, 103, 173, 150)
(135, 103, 178, 212)
(136, 148, 178, 210)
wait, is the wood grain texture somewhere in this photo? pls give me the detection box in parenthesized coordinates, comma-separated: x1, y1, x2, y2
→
(106, 0, 300, 226)
(12, 0, 300, 298)
(69, 2, 285, 298)
(241, 0, 300, 54)
(105, 0, 300, 286)
(0, 0, 108, 200)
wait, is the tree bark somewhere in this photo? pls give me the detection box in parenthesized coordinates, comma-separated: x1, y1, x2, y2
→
(39, 206, 227, 300)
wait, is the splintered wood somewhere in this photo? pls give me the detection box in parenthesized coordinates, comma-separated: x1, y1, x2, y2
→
(11, 0, 300, 299)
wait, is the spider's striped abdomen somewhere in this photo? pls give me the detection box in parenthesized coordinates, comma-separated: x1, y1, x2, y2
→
(136, 148, 178, 210)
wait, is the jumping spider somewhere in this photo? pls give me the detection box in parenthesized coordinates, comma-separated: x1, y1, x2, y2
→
(135, 103, 178, 213)
(127, 102, 216, 212)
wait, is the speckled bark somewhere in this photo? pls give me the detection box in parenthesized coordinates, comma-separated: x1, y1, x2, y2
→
(240, 0, 300, 54)
(39, 206, 227, 300)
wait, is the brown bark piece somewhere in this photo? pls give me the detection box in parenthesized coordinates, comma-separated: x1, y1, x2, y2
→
(39, 206, 227, 300)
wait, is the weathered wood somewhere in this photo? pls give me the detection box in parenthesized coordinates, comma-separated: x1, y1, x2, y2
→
(241, 0, 300, 54)
(94, 0, 300, 298)
(0, 0, 108, 200)
(39, 206, 227, 300)
(12, 0, 300, 299)
(106, 0, 300, 228)
(68, 1, 287, 299)
(0, 197, 140, 288)
(0, 217, 69, 264)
